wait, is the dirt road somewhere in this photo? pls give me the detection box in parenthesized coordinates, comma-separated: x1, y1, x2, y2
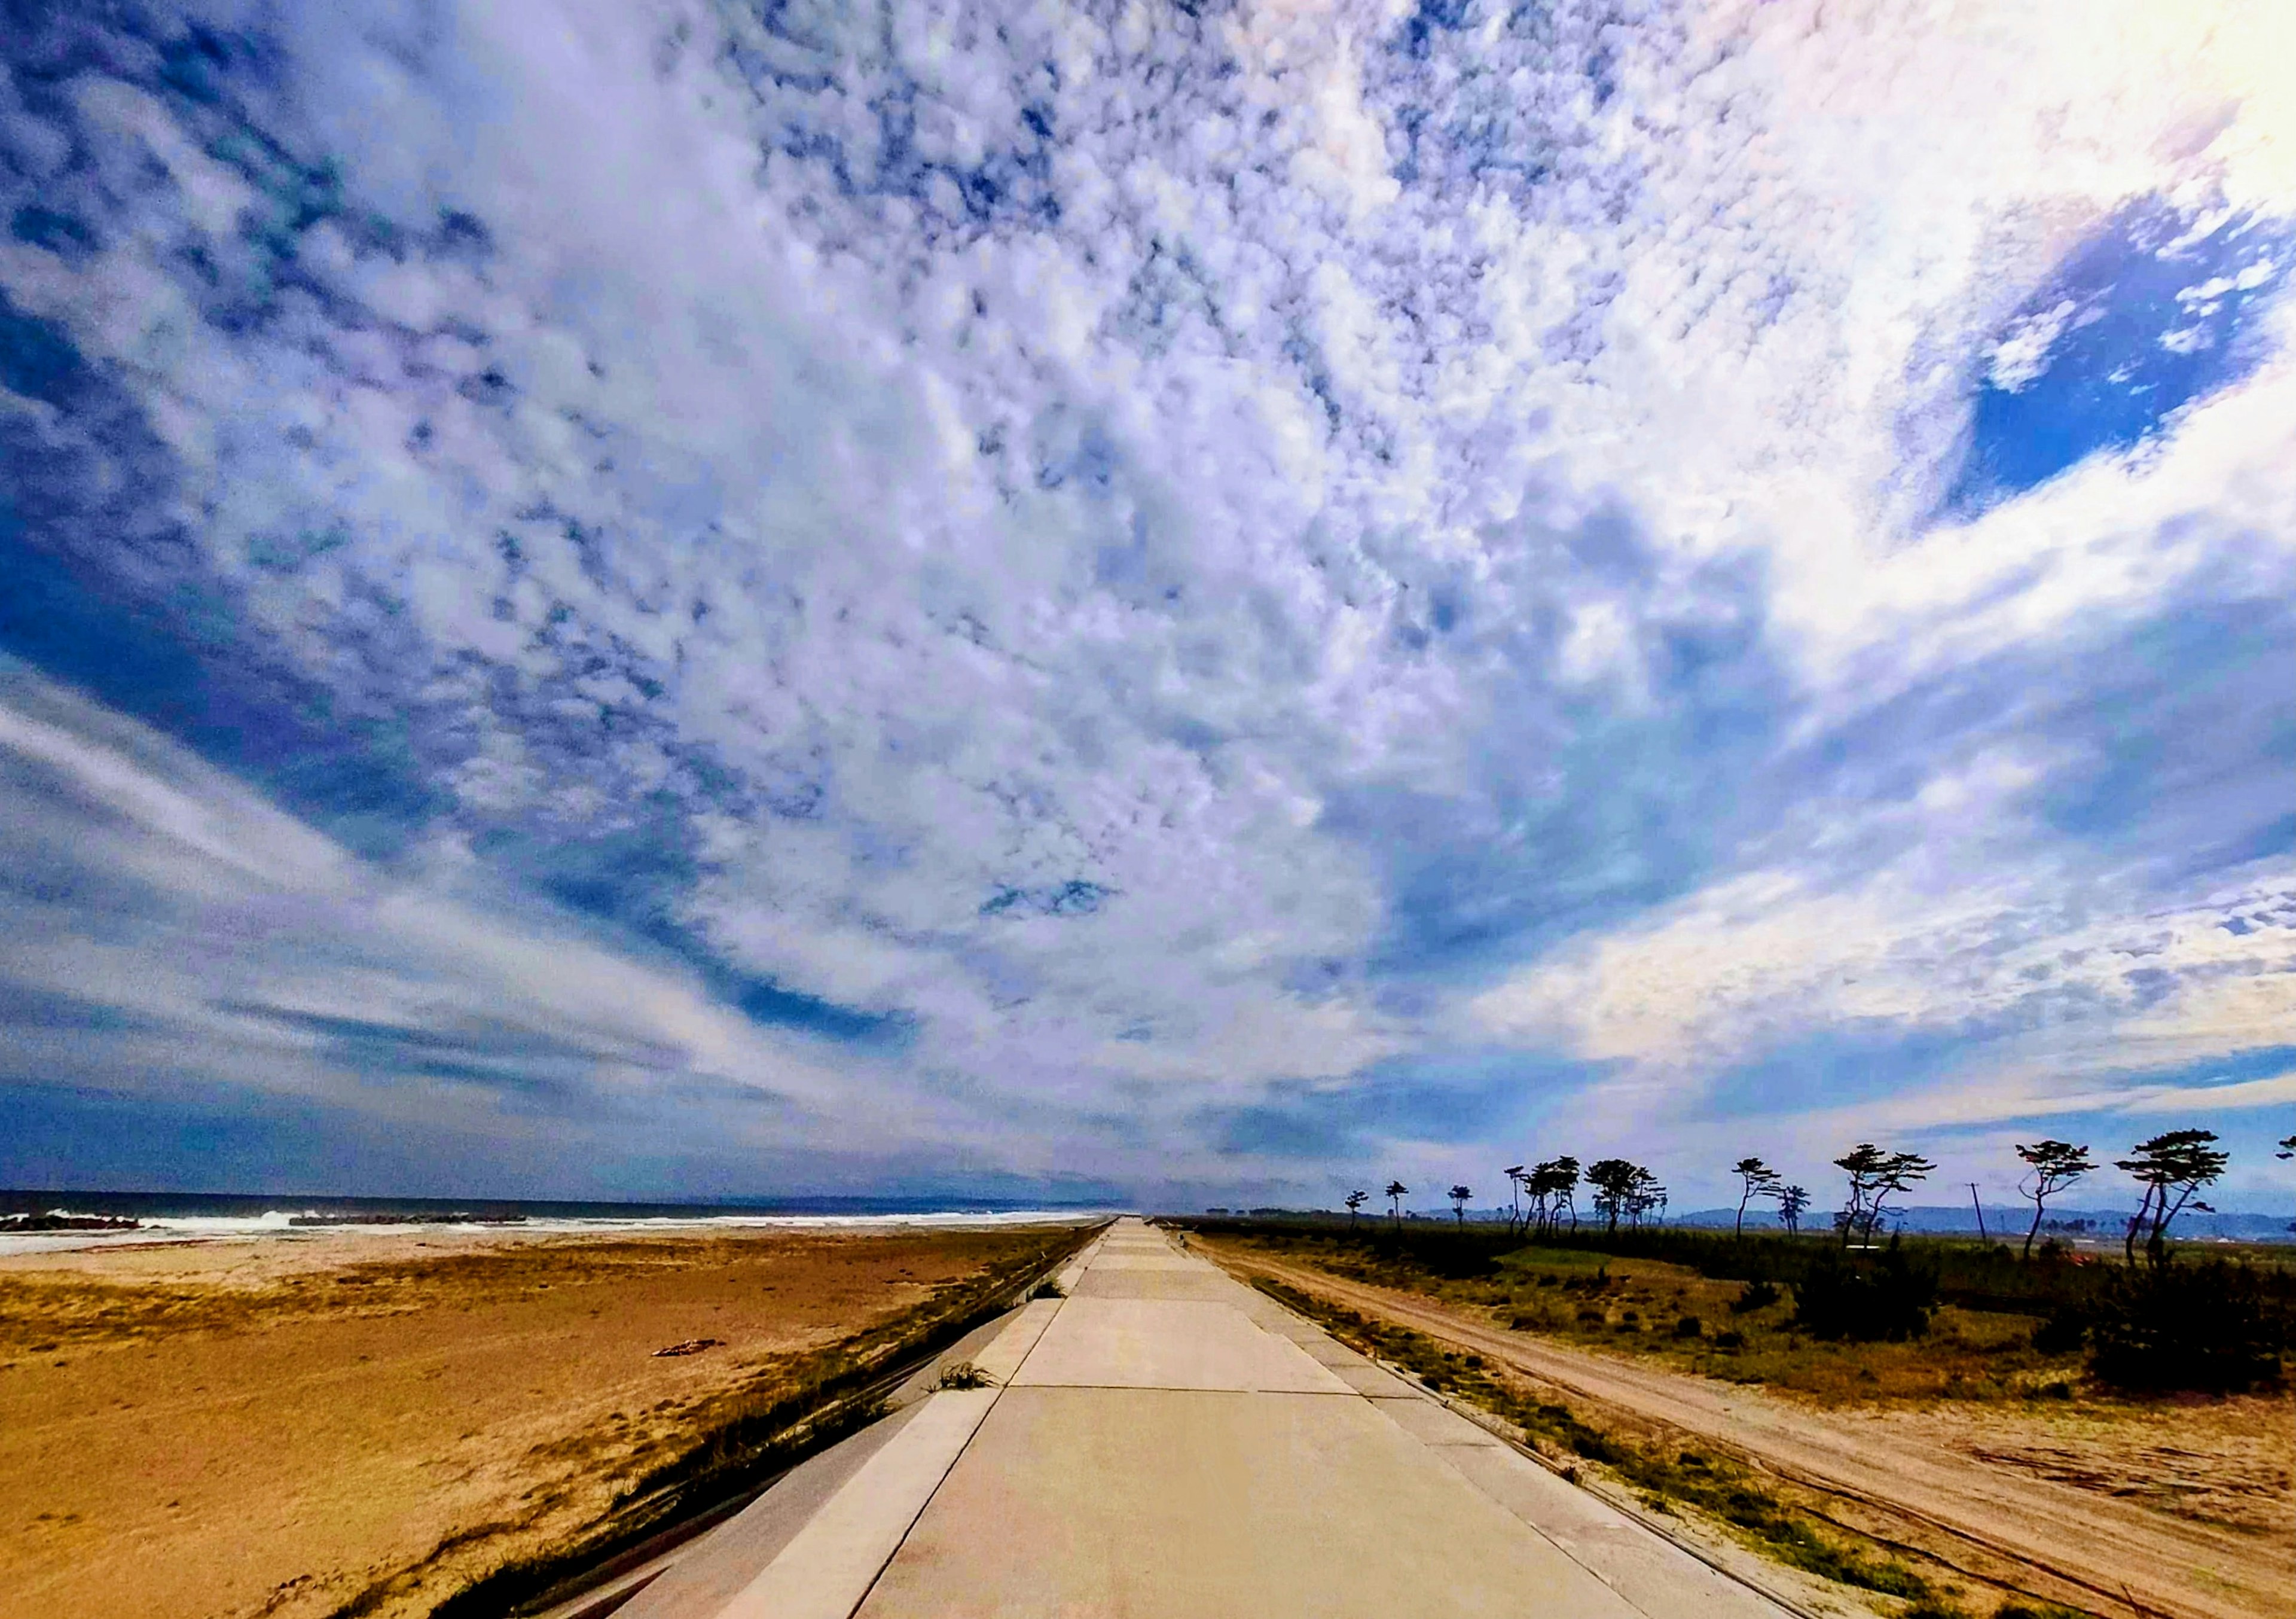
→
(1204, 1244, 2287, 1619)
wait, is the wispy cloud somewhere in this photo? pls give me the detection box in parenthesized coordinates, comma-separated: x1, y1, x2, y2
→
(1, 0, 2292, 1203)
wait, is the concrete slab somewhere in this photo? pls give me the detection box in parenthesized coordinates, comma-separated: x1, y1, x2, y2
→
(969, 1298, 1060, 1385)
(639, 1219, 1787, 1619)
(1436, 1443, 1793, 1619)
(1070, 1264, 1242, 1303)
(1280, 1333, 1372, 1367)
(616, 1402, 929, 1619)
(1084, 1253, 1201, 1270)
(1375, 1392, 1510, 1448)
(1009, 1296, 1352, 1394)
(713, 1389, 997, 1619)
(1323, 1358, 1425, 1399)
(853, 1386, 1645, 1619)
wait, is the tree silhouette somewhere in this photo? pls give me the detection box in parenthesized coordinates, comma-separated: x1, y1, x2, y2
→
(1732, 1156, 1779, 1236)
(1529, 1157, 1581, 1234)
(1449, 1184, 1473, 1224)
(1344, 1188, 1367, 1230)
(1625, 1167, 1666, 1228)
(1385, 1179, 1408, 1229)
(1587, 1158, 1641, 1233)
(1833, 1144, 1935, 1246)
(1776, 1184, 1810, 1234)
(2116, 1130, 2228, 1267)
(1502, 1165, 1525, 1235)
(2013, 1139, 2096, 1258)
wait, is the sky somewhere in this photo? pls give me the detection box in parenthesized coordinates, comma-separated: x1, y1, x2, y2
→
(2, 0, 2293, 1213)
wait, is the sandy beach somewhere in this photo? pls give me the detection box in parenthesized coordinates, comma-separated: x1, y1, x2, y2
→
(0, 1221, 1080, 1619)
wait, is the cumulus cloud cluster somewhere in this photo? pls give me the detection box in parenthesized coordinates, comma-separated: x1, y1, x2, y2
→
(1, 0, 2291, 1203)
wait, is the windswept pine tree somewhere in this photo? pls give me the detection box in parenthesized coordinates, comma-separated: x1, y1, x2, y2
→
(2013, 1139, 2097, 1257)
(1833, 1145, 1935, 1246)
(2116, 1130, 2227, 1267)
(1732, 1156, 1780, 1236)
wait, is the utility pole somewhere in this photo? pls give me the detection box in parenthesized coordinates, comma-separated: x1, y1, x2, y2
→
(1968, 1182, 1987, 1240)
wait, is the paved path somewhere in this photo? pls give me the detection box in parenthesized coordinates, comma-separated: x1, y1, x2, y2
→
(615, 1220, 1793, 1619)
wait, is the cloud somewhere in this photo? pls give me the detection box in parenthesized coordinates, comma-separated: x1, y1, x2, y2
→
(0, 660, 866, 1131)
(2, 0, 2293, 1203)
(2116, 1069, 2296, 1115)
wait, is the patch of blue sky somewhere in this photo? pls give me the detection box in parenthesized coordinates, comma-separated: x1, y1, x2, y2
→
(469, 822, 906, 1045)
(2030, 599, 2296, 869)
(5, 255, 892, 1053)
(0, 1080, 380, 1194)
(1695, 1025, 1985, 1126)
(2090, 1044, 2296, 1096)
(1949, 198, 2295, 510)
(1918, 1046, 2296, 1203)
(1351, 651, 1787, 978)
(1761, 584, 2295, 894)
(1202, 1049, 1598, 1160)
(0, 522, 447, 861)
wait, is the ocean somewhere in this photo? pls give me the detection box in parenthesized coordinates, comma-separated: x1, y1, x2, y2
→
(0, 1188, 1116, 1257)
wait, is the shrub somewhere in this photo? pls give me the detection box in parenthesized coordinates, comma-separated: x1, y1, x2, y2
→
(1731, 1279, 1781, 1313)
(1792, 1240, 1938, 1342)
(2030, 1307, 2086, 1354)
(1712, 1329, 1745, 1349)
(2087, 1261, 2285, 1393)
(1673, 1314, 1703, 1339)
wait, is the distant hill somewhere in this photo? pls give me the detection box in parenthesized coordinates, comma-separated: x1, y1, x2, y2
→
(1672, 1204, 2296, 1242)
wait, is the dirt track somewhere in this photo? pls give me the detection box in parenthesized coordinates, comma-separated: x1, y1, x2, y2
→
(1204, 1244, 2288, 1619)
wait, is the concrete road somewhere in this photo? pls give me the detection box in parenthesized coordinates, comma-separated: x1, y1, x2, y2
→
(615, 1219, 1793, 1619)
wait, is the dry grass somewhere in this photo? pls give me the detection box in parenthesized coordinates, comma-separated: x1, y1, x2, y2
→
(1208, 1228, 2295, 1618)
(1232, 1233, 2089, 1405)
(1252, 1277, 2051, 1619)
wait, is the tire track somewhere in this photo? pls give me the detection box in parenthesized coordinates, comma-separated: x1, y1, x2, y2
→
(1207, 1248, 2282, 1619)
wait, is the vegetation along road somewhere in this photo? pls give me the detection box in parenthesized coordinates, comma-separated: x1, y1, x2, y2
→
(1193, 1233, 2288, 1619)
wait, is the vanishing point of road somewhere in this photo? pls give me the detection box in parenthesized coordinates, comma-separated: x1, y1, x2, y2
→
(600, 1218, 1796, 1618)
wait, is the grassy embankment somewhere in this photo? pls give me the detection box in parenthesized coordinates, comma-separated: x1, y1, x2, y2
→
(1202, 1219, 2294, 1403)
(1195, 1220, 2294, 1619)
(1249, 1275, 2051, 1619)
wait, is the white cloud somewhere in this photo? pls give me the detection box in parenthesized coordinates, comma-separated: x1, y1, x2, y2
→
(0, 663, 868, 1125)
(2117, 1071, 2296, 1115)
(2, 0, 2292, 1196)
(1473, 849, 2296, 1078)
